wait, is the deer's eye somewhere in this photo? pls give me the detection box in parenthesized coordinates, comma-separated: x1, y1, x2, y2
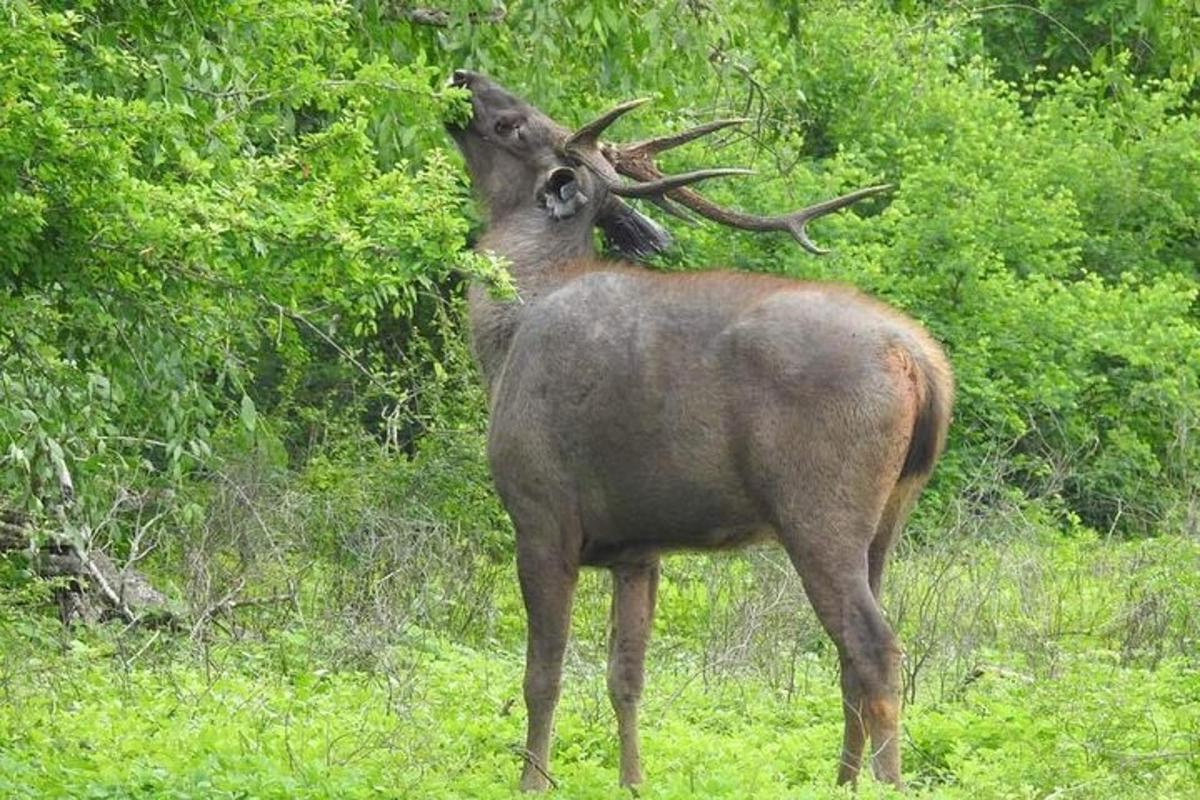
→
(494, 118, 520, 137)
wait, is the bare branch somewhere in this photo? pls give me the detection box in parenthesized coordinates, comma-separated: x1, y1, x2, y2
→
(511, 746, 558, 790)
(402, 6, 507, 28)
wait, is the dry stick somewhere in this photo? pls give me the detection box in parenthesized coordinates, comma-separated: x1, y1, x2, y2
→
(89, 238, 402, 400)
(97, 434, 282, 560)
(511, 746, 558, 790)
(48, 448, 140, 623)
(83, 558, 137, 623)
(123, 506, 169, 570)
(658, 645, 755, 716)
(217, 593, 297, 613)
(1043, 776, 1111, 800)
(270, 302, 390, 396)
(190, 578, 246, 641)
(50, 444, 75, 505)
(957, 3, 1092, 61)
(95, 434, 307, 629)
(127, 629, 162, 667)
(839, 697, 868, 774)
(168, 259, 394, 398)
(402, 6, 507, 27)
(1115, 750, 1196, 767)
(190, 584, 296, 641)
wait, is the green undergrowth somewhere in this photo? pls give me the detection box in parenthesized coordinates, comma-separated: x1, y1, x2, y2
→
(2, 534, 1198, 799)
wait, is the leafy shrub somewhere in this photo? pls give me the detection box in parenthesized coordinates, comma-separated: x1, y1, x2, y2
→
(0, 2, 506, 552)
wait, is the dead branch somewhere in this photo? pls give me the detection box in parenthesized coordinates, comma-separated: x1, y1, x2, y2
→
(510, 745, 558, 790)
(2, 457, 178, 627)
(189, 580, 294, 641)
(402, 6, 507, 27)
(83, 553, 137, 622)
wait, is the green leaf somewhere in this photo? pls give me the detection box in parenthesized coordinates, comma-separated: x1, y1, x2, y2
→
(240, 394, 257, 433)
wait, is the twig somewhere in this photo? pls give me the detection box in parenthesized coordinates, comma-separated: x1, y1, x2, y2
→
(271, 302, 389, 395)
(510, 745, 558, 789)
(956, 3, 1092, 63)
(216, 592, 296, 613)
(1044, 776, 1110, 799)
(207, 77, 437, 128)
(161, 258, 395, 398)
(1115, 749, 1197, 767)
(402, 6, 507, 28)
(190, 578, 246, 640)
(127, 629, 162, 666)
(83, 556, 138, 623)
(47, 453, 141, 623)
(190, 580, 294, 639)
(50, 444, 75, 505)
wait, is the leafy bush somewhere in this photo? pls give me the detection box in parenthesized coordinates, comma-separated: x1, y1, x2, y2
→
(0, 2, 506, 552)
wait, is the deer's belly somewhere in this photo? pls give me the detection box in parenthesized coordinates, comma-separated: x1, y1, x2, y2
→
(578, 522, 775, 566)
(575, 468, 775, 566)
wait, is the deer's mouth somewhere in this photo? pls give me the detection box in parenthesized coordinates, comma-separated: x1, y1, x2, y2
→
(444, 70, 476, 136)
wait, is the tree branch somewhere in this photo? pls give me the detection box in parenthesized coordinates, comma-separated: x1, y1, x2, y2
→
(402, 6, 507, 28)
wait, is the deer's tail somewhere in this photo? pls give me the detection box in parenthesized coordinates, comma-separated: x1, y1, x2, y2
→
(899, 343, 954, 480)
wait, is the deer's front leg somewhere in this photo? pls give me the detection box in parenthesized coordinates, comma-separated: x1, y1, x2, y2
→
(516, 536, 579, 791)
(607, 560, 660, 787)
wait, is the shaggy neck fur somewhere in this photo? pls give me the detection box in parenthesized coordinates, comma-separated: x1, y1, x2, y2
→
(468, 207, 599, 400)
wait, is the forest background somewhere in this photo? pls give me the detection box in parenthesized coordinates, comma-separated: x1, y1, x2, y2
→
(1, 1, 1198, 797)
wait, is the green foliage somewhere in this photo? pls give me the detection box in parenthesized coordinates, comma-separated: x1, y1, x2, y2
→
(952, 0, 1200, 84)
(3, 1, 1200, 792)
(0, 1, 506, 549)
(347, 0, 1200, 533)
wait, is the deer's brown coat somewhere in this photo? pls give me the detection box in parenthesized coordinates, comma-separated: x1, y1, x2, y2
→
(447, 71, 953, 791)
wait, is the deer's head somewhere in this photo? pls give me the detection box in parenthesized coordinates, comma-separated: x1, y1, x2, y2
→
(447, 70, 891, 262)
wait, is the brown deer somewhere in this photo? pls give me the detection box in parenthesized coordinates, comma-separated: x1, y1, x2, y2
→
(445, 70, 952, 792)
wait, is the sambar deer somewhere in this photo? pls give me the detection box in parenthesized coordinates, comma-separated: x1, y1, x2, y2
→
(445, 70, 952, 791)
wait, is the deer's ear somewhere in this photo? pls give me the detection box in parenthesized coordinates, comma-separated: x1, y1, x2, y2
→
(537, 167, 590, 220)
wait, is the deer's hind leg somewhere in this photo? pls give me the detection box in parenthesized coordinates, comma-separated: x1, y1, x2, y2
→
(756, 475, 908, 784)
(868, 476, 925, 600)
(779, 510, 904, 789)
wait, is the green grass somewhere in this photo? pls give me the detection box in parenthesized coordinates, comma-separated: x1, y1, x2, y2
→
(2, 534, 1199, 799)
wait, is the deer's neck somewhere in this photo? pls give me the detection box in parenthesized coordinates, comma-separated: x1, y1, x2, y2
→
(467, 213, 596, 401)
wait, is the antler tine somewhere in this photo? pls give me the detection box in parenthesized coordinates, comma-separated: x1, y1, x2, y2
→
(567, 100, 887, 250)
(564, 142, 747, 209)
(614, 118, 749, 158)
(782, 184, 894, 253)
(606, 168, 754, 198)
(564, 97, 652, 149)
(646, 194, 700, 224)
(604, 117, 747, 225)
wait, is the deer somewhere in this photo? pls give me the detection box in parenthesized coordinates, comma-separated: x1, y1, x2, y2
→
(445, 70, 953, 792)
